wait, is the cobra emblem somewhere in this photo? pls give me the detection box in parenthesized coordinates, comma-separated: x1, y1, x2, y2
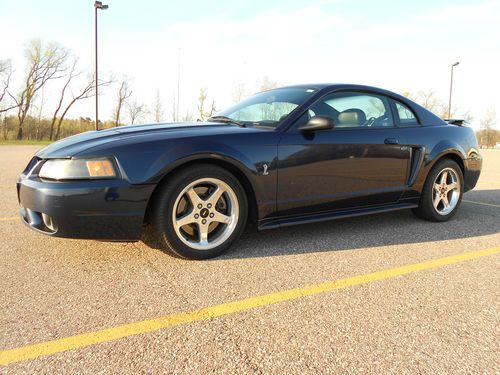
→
(262, 163, 269, 176)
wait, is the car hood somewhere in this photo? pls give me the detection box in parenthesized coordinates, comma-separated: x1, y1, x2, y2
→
(36, 122, 258, 158)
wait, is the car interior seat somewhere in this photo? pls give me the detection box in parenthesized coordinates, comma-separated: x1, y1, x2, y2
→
(337, 108, 366, 127)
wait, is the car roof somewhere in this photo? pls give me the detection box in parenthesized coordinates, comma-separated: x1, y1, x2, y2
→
(277, 83, 398, 95)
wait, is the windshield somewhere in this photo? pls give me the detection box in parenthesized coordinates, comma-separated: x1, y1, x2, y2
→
(215, 87, 317, 127)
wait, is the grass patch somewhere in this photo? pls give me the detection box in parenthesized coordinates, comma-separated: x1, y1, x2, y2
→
(0, 140, 52, 145)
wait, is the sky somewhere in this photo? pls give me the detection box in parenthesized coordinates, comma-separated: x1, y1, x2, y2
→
(1, 0, 499, 127)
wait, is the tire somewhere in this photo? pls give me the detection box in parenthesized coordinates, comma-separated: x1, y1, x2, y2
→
(151, 164, 248, 259)
(412, 158, 463, 222)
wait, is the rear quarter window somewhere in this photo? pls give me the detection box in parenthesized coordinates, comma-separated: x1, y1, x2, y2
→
(394, 101, 419, 126)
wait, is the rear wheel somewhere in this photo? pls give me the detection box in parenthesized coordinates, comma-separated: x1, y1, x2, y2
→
(412, 159, 463, 222)
(151, 164, 247, 259)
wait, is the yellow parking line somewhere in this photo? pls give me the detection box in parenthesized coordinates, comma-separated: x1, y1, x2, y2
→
(462, 200, 500, 208)
(0, 217, 17, 221)
(1, 246, 499, 366)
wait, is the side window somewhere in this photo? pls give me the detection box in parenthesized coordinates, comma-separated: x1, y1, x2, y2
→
(304, 92, 394, 129)
(394, 101, 419, 126)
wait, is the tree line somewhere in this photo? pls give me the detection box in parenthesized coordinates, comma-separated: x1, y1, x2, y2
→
(0, 39, 110, 141)
(0, 39, 281, 142)
(1, 39, 497, 147)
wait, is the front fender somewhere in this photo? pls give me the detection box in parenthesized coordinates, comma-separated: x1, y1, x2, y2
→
(147, 140, 259, 184)
(151, 140, 278, 222)
(108, 134, 279, 222)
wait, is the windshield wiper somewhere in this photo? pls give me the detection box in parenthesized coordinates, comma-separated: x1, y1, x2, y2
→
(207, 116, 246, 128)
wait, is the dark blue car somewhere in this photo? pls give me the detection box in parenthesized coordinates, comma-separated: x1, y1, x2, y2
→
(17, 84, 482, 259)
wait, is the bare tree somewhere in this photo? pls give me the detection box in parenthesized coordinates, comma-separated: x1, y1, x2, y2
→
(417, 90, 444, 114)
(127, 100, 147, 124)
(12, 39, 69, 139)
(197, 87, 217, 121)
(113, 79, 132, 126)
(2, 116, 8, 140)
(402, 91, 417, 101)
(257, 76, 278, 92)
(170, 92, 177, 122)
(480, 108, 497, 148)
(0, 59, 17, 115)
(48, 59, 79, 140)
(0, 60, 9, 77)
(208, 101, 217, 119)
(35, 85, 46, 140)
(197, 87, 207, 120)
(0, 60, 15, 139)
(403, 90, 447, 117)
(181, 110, 194, 122)
(152, 89, 164, 122)
(0, 60, 11, 104)
(232, 83, 247, 103)
(48, 57, 111, 140)
(58, 76, 107, 140)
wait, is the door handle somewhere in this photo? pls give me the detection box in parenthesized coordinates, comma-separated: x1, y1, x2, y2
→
(384, 138, 399, 145)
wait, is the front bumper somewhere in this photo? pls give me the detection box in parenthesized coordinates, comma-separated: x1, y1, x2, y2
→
(17, 173, 156, 241)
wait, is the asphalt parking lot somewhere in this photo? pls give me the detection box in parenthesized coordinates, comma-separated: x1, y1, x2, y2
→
(1, 145, 499, 374)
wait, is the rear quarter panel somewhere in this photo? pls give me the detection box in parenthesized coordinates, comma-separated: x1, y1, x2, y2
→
(400, 124, 480, 198)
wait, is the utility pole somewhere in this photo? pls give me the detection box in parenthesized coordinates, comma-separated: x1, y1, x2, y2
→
(94, 1, 109, 130)
(448, 61, 459, 119)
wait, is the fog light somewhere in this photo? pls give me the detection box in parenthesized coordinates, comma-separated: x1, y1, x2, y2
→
(42, 213, 57, 232)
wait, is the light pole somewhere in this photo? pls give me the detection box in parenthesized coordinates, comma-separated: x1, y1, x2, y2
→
(448, 61, 459, 119)
(177, 48, 181, 122)
(94, 1, 109, 131)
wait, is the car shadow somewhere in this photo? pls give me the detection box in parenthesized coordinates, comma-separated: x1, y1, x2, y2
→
(143, 190, 500, 261)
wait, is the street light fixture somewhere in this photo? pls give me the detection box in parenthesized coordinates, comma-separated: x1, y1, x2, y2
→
(448, 61, 459, 119)
(94, 1, 109, 131)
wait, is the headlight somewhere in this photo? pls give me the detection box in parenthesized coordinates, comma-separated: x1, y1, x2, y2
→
(38, 158, 117, 180)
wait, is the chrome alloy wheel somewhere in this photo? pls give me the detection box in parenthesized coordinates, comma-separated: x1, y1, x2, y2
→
(171, 178, 239, 250)
(432, 167, 461, 216)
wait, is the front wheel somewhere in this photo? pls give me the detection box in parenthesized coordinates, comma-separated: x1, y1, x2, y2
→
(151, 164, 248, 259)
(412, 159, 463, 222)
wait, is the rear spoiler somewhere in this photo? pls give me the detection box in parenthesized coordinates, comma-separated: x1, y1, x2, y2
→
(444, 119, 468, 126)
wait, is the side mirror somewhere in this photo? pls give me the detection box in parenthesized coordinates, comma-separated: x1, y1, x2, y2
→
(299, 116, 334, 132)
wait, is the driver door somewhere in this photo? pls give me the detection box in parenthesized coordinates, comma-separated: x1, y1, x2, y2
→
(277, 91, 410, 217)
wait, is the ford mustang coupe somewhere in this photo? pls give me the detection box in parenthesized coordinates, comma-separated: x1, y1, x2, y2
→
(17, 84, 482, 259)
